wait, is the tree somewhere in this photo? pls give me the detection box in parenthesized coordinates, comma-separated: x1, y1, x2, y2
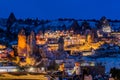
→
(7, 12, 16, 27)
(97, 16, 110, 29)
(69, 20, 80, 33)
(6, 12, 16, 38)
(110, 67, 120, 80)
(100, 16, 109, 26)
(62, 24, 67, 31)
(34, 18, 39, 26)
(41, 25, 45, 35)
(25, 18, 33, 25)
(81, 21, 91, 31)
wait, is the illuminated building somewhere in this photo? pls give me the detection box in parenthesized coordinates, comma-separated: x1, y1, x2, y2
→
(36, 33, 46, 45)
(35, 30, 104, 55)
(0, 45, 6, 50)
(100, 17, 111, 36)
(47, 38, 58, 51)
(102, 25, 111, 33)
(18, 29, 27, 57)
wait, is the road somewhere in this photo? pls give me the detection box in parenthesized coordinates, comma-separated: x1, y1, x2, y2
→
(0, 73, 48, 80)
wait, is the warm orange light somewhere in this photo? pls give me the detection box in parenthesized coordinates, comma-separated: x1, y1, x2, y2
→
(18, 30, 27, 56)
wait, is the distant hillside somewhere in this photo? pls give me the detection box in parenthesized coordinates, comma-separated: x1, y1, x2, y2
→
(0, 13, 120, 46)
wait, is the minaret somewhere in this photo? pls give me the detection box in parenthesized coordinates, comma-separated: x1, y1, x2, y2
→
(18, 29, 27, 57)
(58, 36, 64, 51)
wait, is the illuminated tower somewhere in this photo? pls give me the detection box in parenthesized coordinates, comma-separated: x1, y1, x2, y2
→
(58, 36, 64, 51)
(18, 29, 27, 57)
(26, 35, 30, 57)
(29, 31, 36, 56)
(26, 31, 36, 57)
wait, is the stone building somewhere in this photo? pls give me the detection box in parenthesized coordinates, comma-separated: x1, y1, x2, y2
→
(18, 29, 27, 57)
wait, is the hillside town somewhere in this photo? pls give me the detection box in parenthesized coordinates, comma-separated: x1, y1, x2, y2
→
(0, 13, 120, 79)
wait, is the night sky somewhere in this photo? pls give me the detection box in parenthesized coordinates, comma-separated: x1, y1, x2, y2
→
(0, 0, 120, 20)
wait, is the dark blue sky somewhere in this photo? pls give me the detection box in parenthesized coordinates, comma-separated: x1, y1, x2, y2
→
(0, 0, 120, 20)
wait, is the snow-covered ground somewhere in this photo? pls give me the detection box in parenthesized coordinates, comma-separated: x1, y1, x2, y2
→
(82, 56, 120, 73)
(0, 25, 7, 31)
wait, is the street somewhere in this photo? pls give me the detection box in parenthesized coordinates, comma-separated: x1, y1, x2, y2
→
(0, 73, 48, 80)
